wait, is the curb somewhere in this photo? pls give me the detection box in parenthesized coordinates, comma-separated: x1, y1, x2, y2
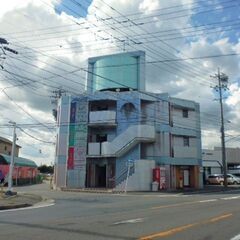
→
(61, 187, 129, 194)
(0, 203, 32, 210)
(60, 186, 240, 195)
(182, 187, 240, 195)
(61, 187, 115, 194)
(0, 194, 43, 211)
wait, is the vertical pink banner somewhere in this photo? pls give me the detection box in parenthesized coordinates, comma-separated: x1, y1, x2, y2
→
(67, 147, 74, 169)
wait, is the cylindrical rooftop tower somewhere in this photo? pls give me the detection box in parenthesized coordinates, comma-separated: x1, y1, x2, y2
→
(87, 51, 145, 93)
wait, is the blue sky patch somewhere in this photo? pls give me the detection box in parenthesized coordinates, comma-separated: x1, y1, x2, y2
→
(54, 0, 93, 18)
(191, 0, 240, 44)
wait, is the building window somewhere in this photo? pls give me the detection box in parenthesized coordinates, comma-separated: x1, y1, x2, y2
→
(183, 137, 189, 147)
(120, 102, 136, 118)
(97, 105, 108, 111)
(182, 109, 188, 118)
(4, 146, 7, 151)
(96, 134, 107, 143)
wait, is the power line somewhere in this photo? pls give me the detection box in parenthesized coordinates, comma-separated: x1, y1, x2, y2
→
(1, 46, 238, 133)
(11, 19, 239, 53)
(85, 1, 214, 84)
(1, 0, 235, 37)
(2, 1, 236, 47)
(0, 0, 227, 90)
(1, 89, 55, 132)
(1, 39, 238, 134)
(18, 127, 55, 144)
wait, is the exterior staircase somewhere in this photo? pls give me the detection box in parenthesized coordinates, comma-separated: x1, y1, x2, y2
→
(101, 124, 155, 157)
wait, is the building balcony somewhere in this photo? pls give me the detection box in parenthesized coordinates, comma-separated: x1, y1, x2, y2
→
(87, 125, 155, 157)
(88, 110, 117, 127)
(172, 114, 197, 130)
(88, 142, 101, 156)
(173, 146, 198, 158)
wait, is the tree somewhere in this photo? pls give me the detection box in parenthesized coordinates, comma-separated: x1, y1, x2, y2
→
(38, 165, 54, 174)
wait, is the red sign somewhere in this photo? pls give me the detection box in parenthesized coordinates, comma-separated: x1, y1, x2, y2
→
(67, 147, 74, 169)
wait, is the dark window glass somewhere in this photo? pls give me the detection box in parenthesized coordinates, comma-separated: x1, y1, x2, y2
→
(96, 134, 107, 142)
(182, 109, 188, 118)
(183, 137, 189, 147)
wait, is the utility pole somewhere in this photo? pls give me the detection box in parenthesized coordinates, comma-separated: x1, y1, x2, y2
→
(6, 121, 17, 196)
(51, 88, 66, 121)
(212, 69, 228, 188)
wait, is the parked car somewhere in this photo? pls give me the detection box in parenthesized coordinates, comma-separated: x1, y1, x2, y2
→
(227, 174, 240, 185)
(206, 174, 224, 185)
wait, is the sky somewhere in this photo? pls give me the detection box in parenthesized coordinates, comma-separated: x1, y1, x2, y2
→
(0, 0, 239, 166)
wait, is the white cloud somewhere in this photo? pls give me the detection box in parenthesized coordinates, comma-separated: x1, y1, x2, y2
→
(139, 0, 159, 13)
(0, 0, 59, 19)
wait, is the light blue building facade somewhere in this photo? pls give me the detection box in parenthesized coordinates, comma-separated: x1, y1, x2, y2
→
(55, 51, 203, 190)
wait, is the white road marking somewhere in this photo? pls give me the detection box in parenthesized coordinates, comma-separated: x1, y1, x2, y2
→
(0, 201, 55, 213)
(118, 194, 183, 198)
(230, 233, 240, 240)
(221, 196, 240, 200)
(113, 218, 144, 225)
(198, 199, 218, 203)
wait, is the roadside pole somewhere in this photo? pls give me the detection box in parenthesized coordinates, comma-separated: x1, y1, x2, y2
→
(212, 69, 228, 188)
(124, 163, 131, 194)
(124, 159, 134, 194)
(6, 121, 16, 195)
(217, 69, 228, 188)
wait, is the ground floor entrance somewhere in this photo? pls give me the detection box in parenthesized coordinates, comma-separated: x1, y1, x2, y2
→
(173, 165, 200, 189)
(86, 158, 116, 188)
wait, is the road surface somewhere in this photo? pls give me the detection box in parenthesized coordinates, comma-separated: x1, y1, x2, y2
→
(0, 183, 240, 240)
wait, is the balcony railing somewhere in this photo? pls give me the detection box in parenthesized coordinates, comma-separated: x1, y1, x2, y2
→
(89, 110, 116, 125)
(87, 125, 155, 157)
(88, 142, 101, 155)
(173, 146, 198, 158)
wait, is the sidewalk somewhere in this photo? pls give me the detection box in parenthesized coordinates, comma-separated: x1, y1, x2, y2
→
(61, 185, 240, 195)
(163, 185, 240, 195)
(0, 192, 42, 210)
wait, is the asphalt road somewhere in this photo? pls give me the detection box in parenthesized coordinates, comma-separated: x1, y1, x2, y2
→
(1, 183, 240, 240)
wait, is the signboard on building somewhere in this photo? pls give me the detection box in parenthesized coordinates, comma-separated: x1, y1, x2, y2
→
(67, 147, 74, 169)
(67, 97, 88, 187)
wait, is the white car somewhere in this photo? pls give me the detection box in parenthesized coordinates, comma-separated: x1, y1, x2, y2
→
(227, 174, 240, 185)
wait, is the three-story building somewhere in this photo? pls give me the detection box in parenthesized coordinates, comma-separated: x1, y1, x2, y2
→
(54, 51, 203, 190)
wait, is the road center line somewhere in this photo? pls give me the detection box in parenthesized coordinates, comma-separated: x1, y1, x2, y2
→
(151, 195, 240, 210)
(139, 213, 233, 240)
(209, 213, 233, 222)
(151, 198, 219, 210)
(151, 201, 197, 210)
(199, 199, 218, 203)
(221, 196, 240, 200)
